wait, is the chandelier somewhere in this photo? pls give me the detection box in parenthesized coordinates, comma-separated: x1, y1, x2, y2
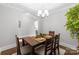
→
(37, 10, 49, 18)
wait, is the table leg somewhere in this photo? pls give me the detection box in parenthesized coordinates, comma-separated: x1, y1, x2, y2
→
(32, 47, 34, 55)
(22, 39, 25, 46)
(31, 47, 36, 55)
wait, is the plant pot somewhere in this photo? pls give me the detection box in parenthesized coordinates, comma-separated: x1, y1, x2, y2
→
(77, 39, 79, 48)
(77, 39, 79, 54)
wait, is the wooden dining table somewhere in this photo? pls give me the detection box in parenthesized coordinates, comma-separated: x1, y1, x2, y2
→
(22, 35, 52, 54)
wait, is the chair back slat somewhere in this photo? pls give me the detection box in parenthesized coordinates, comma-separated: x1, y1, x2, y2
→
(45, 38, 54, 55)
(55, 33, 60, 44)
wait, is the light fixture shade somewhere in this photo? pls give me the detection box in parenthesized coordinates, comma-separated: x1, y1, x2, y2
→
(37, 10, 42, 16)
(37, 9, 49, 18)
(44, 10, 49, 16)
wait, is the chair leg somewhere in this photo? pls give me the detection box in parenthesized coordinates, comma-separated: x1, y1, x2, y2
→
(17, 48, 21, 55)
(54, 45, 56, 55)
(17, 52, 21, 55)
(54, 49, 56, 55)
(58, 47, 60, 55)
(45, 51, 47, 55)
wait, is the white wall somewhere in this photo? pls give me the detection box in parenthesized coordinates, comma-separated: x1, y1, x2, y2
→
(0, 4, 37, 51)
(0, 4, 21, 49)
(18, 13, 37, 37)
(42, 4, 77, 49)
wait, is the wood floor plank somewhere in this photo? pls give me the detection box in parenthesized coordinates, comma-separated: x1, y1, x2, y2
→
(1, 47, 16, 55)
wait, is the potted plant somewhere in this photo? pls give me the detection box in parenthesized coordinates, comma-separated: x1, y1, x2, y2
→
(65, 4, 79, 51)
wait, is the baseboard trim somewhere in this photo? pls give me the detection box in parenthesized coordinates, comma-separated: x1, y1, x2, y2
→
(60, 42, 77, 50)
(0, 43, 16, 52)
(0, 41, 77, 54)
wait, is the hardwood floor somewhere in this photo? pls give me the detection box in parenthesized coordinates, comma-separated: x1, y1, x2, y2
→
(1, 45, 77, 55)
(1, 47, 16, 55)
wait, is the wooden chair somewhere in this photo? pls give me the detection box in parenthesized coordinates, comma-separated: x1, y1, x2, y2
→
(45, 37, 55, 55)
(35, 37, 54, 55)
(54, 33, 60, 55)
(49, 31, 55, 37)
(16, 35, 32, 55)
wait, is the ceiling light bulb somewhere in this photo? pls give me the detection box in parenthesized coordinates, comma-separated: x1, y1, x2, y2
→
(37, 10, 42, 16)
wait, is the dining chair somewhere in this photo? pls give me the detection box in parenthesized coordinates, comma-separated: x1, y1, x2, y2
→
(54, 33, 60, 55)
(49, 31, 55, 37)
(45, 37, 55, 55)
(16, 35, 32, 55)
(35, 37, 54, 55)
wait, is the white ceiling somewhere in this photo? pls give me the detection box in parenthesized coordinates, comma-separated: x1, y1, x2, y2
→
(1, 3, 75, 12)
(20, 3, 64, 10)
(0, 3, 75, 18)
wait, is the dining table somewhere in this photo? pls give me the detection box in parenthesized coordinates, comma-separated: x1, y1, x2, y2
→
(21, 35, 52, 54)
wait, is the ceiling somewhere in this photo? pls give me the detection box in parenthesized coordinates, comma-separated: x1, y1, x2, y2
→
(19, 3, 75, 18)
(1, 3, 75, 18)
(20, 3, 64, 10)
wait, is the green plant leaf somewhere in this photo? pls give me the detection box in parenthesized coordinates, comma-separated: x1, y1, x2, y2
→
(65, 3, 79, 39)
